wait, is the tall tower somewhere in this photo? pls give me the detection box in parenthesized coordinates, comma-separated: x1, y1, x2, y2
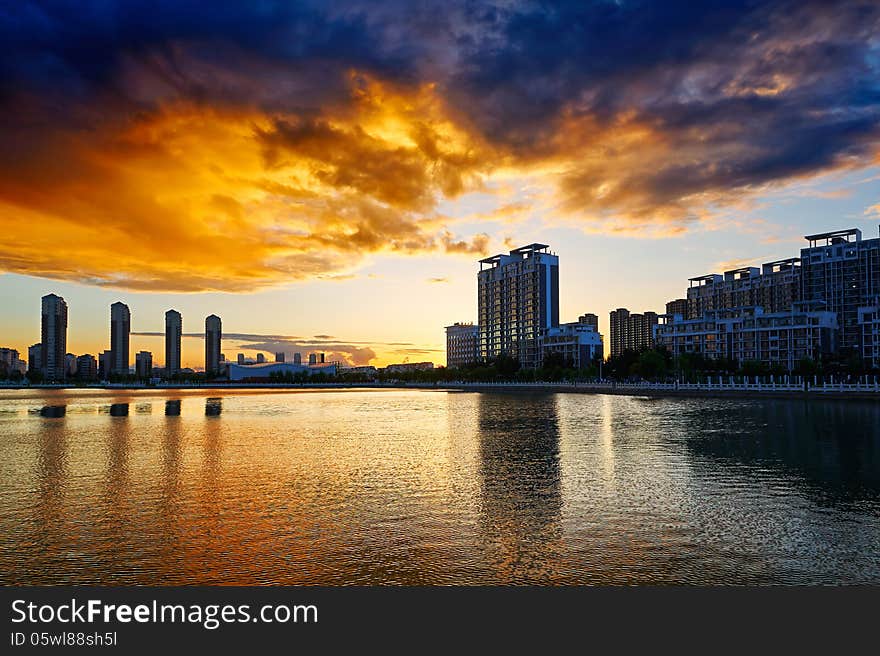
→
(110, 301, 131, 376)
(205, 314, 222, 375)
(41, 294, 68, 381)
(477, 243, 559, 368)
(165, 309, 182, 376)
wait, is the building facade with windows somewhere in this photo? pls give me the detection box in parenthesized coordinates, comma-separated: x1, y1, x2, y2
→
(540, 320, 603, 368)
(110, 301, 130, 375)
(135, 351, 153, 379)
(445, 322, 480, 368)
(478, 244, 559, 369)
(655, 305, 837, 371)
(165, 309, 182, 376)
(609, 308, 658, 357)
(800, 229, 880, 354)
(205, 314, 222, 374)
(41, 294, 68, 381)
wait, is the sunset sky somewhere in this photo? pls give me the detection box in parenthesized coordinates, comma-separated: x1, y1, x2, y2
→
(1, 1, 879, 368)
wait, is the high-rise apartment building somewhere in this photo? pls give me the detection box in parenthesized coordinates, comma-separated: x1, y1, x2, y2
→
(275, 352, 285, 363)
(256, 353, 265, 364)
(205, 314, 222, 374)
(655, 305, 837, 370)
(578, 313, 599, 333)
(665, 299, 688, 319)
(40, 294, 68, 381)
(135, 351, 153, 379)
(110, 301, 130, 375)
(28, 344, 41, 374)
(165, 309, 182, 376)
(687, 259, 801, 320)
(478, 243, 559, 369)
(445, 322, 480, 368)
(609, 308, 658, 357)
(98, 350, 112, 380)
(800, 229, 880, 353)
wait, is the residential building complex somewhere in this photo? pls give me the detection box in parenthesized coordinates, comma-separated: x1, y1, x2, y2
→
(800, 229, 880, 353)
(609, 308, 658, 357)
(655, 305, 837, 370)
(660, 227, 880, 370)
(445, 322, 480, 368)
(687, 259, 802, 320)
(110, 301, 130, 375)
(478, 243, 559, 369)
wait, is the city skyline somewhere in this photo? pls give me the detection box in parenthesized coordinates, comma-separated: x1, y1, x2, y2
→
(1, 2, 880, 367)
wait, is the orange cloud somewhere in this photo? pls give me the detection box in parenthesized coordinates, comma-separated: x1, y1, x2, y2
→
(0, 76, 496, 291)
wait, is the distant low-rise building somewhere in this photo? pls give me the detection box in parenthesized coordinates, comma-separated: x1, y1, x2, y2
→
(339, 365, 378, 377)
(225, 361, 338, 381)
(445, 322, 480, 368)
(384, 362, 434, 373)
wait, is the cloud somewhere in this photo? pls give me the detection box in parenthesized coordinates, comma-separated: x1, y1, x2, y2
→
(426, 277, 449, 283)
(0, 1, 878, 290)
(129, 330, 438, 365)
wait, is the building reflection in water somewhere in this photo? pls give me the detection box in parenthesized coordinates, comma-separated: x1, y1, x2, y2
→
(109, 403, 129, 417)
(477, 393, 563, 583)
(205, 398, 222, 417)
(35, 407, 68, 563)
(157, 401, 185, 578)
(683, 399, 880, 507)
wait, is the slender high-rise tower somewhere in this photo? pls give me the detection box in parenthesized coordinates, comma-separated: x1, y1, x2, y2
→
(110, 301, 131, 376)
(205, 314, 222, 375)
(165, 309, 182, 376)
(41, 294, 68, 381)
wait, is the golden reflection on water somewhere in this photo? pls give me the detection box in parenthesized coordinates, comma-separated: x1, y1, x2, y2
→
(1, 388, 879, 585)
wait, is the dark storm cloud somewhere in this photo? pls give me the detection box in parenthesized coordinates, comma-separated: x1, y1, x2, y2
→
(0, 1, 878, 289)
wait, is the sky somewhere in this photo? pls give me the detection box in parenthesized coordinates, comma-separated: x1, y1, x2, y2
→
(1, 0, 879, 368)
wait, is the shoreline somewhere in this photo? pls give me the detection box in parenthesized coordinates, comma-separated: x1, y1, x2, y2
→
(2, 381, 880, 401)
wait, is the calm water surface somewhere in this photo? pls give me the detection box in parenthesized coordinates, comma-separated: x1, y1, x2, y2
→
(1, 388, 878, 585)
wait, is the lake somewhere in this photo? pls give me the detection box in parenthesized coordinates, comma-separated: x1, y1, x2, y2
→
(1, 388, 878, 585)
